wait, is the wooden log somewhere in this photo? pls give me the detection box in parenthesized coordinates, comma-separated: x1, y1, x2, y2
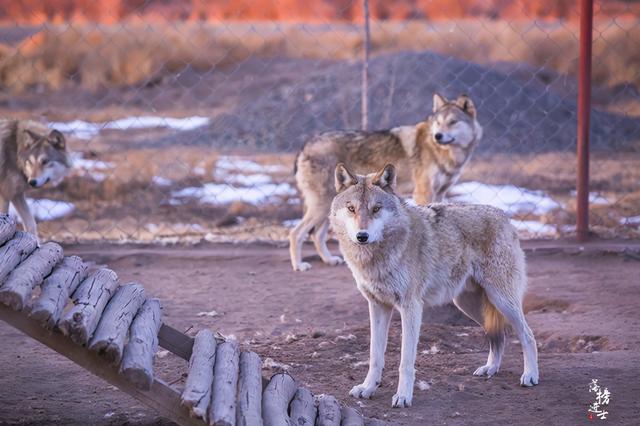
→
(0, 231, 38, 284)
(0, 214, 16, 246)
(262, 372, 297, 426)
(209, 341, 240, 426)
(29, 256, 87, 328)
(0, 242, 63, 311)
(58, 269, 119, 345)
(88, 283, 146, 364)
(236, 351, 263, 426)
(290, 388, 317, 426)
(340, 407, 363, 426)
(121, 298, 163, 390)
(181, 329, 217, 421)
(316, 394, 341, 426)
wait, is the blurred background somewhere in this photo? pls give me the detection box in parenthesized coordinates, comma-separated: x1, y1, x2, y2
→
(0, 0, 638, 243)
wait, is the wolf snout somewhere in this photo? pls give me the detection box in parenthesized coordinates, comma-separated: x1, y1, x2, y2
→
(434, 132, 443, 141)
(356, 231, 369, 244)
(28, 179, 38, 187)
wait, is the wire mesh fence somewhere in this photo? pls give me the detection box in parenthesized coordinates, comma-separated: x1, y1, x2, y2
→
(0, 0, 638, 244)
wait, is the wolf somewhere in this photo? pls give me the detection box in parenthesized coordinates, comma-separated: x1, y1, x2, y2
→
(289, 93, 482, 271)
(0, 119, 70, 240)
(329, 163, 539, 408)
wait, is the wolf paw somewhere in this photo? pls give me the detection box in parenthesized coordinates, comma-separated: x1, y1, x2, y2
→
(520, 370, 539, 387)
(391, 393, 412, 408)
(473, 363, 500, 377)
(294, 262, 312, 272)
(349, 383, 378, 399)
(324, 255, 344, 266)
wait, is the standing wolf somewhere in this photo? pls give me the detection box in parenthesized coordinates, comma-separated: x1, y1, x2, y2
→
(330, 163, 538, 408)
(0, 119, 70, 240)
(290, 93, 482, 271)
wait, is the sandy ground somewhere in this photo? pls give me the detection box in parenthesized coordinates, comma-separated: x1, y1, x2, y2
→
(0, 242, 639, 425)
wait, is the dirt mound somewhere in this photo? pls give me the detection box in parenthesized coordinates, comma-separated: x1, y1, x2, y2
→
(160, 50, 640, 154)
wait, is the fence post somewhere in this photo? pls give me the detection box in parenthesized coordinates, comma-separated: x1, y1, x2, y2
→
(361, 0, 371, 131)
(576, 0, 593, 242)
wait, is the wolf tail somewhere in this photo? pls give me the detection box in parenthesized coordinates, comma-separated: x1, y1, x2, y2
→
(482, 292, 507, 353)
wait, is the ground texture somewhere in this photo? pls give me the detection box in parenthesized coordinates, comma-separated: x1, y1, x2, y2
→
(0, 242, 639, 425)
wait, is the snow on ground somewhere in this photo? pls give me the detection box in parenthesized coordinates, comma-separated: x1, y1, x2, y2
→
(510, 219, 557, 236)
(215, 156, 287, 174)
(620, 215, 640, 226)
(152, 176, 172, 187)
(50, 116, 210, 139)
(173, 183, 296, 205)
(70, 152, 114, 182)
(450, 181, 561, 215)
(9, 199, 75, 222)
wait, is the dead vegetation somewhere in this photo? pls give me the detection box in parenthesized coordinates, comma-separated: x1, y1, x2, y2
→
(1, 19, 639, 93)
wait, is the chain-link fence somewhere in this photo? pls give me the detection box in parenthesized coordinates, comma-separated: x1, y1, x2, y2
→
(0, 0, 638, 244)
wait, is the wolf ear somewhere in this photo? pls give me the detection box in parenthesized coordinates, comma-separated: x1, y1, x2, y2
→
(455, 94, 477, 119)
(335, 163, 358, 193)
(433, 93, 447, 112)
(24, 130, 42, 146)
(48, 129, 66, 149)
(372, 164, 396, 192)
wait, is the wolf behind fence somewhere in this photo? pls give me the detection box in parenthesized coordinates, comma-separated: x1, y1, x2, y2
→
(289, 93, 483, 271)
(330, 163, 539, 407)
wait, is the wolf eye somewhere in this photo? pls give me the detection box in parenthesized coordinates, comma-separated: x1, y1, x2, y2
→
(448, 119, 457, 126)
(372, 206, 381, 213)
(41, 159, 49, 165)
(347, 205, 356, 213)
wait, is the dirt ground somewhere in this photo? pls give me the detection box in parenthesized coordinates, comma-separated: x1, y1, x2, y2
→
(0, 242, 639, 425)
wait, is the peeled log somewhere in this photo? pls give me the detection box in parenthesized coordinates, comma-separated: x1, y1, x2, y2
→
(290, 388, 317, 426)
(30, 256, 88, 328)
(58, 269, 119, 345)
(0, 242, 63, 310)
(340, 407, 363, 426)
(181, 329, 217, 421)
(209, 341, 240, 426)
(0, 215, 16, 246)
(88, 283, 146, 364)
(262, 373, 297, 426)
(236, 351, 263, 426)
(316, 395, 341, 426)
(121, 298, 163, 390)
(0, 231, 38, 284)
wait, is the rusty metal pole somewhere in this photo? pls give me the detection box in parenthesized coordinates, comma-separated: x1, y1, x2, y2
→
(361, 0, 370, 131)
(576, 0, 593, 242)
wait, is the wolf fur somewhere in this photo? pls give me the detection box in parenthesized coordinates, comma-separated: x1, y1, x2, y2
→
(0, 119, 70, 240)
(289, 93, 482, 271)
(329, 163, 539, 408)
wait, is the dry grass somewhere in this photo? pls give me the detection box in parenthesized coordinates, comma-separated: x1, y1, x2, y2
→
(1, 19, 639, 93)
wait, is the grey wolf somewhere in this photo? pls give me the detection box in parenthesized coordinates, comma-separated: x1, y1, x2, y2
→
(289, 93, 482, 271)
(329, 163, 539, 408)
(0, 119, 70, 240)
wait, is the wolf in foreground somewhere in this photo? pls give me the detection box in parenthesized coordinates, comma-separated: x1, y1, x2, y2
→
(329, 163, 539, 408)
(289, 93, 482, 271)
(0, 120, 70, 240)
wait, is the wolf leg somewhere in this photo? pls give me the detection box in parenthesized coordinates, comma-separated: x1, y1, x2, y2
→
(453, 281, 504, 377)
(484, 285, 539, 387)
(311, 219, 343, 266)
(288, 209, 326, 271)
(350, 299, 392, 399)
(12, 194, 38, 242)
(392, 300, 423, 408)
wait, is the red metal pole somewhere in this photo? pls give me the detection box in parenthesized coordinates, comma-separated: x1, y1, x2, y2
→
(576, 0, 593, 242)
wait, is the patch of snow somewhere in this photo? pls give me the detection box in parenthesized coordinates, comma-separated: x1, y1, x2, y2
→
(172, 182, 296, 205)
(421, 344, 439, 355)
(9, 199, 75, 222)
(335, 334, 357, 341)
(262, 357, 291, 371)
(620, 215, 640, 226)
(510, 219, 557, 236)
(570, 190, 611, 206)
(156, 350, 170, 359)
(196, 310, 220, 317)
(450, 181, 561, 215)
(215, 156, 286, 174)
(417, 380, 431, 391)
(283, 219, 301, 228)
(70, 152, 114, 182)
(51, 116, 210, 139)
(152, 176, 172, 186)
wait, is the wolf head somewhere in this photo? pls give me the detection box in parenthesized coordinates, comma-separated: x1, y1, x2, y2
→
(18, 128, 70, 188)
(330, 163, 406, 246)
(430, 93, 482, 147)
